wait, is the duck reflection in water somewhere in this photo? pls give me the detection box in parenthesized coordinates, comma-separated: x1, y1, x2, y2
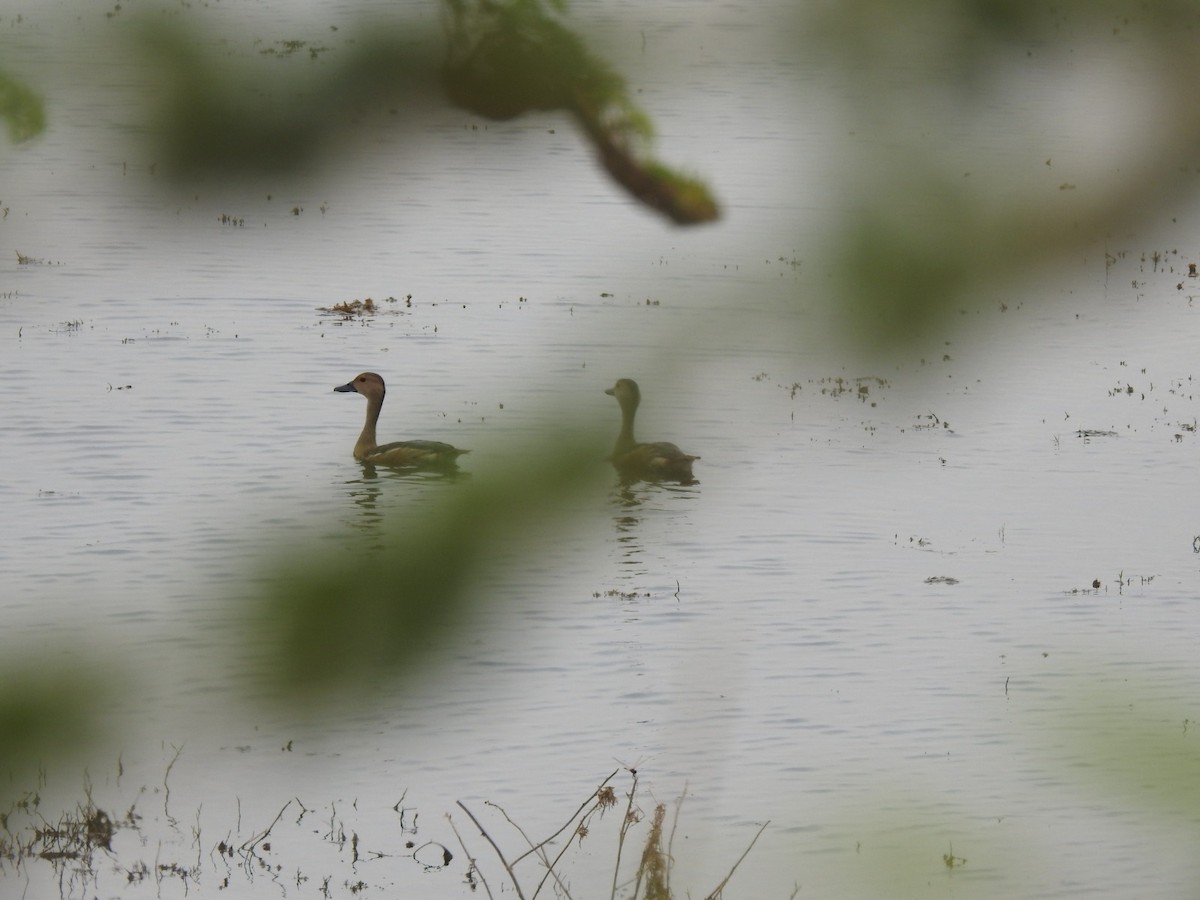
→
(604, 378, 699, 485)
(334, 372, 469, 470)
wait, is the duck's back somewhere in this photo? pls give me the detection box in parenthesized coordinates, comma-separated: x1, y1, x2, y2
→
(613, 440, 699, 481)
(364, 440, 468, 467)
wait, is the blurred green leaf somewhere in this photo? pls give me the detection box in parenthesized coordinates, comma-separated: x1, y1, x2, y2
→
(246, 430, 609, 706)
(0, 665, 105, 783)
(0, 69, 44, 143)
(132, 20, 442, 175)
(815, 0, 1200, 348)
(1053, 688, 1200, 821)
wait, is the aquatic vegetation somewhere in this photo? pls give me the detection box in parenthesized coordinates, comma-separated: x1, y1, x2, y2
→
(593, 588, 651, 600)
(316, 296, 410, 321)
(452, 768, 768, 900)
(815, 375, 889, 402)
(15, 251, 62, 266)
(317, 296, 411, 320)
(942, 844, 966, 869)
(753, 372, 892, 404)
(1074, 428, 1119, 442)
(256, 38, 332, 59)
(325, 297, 377, 317)
(0, 785, 134, 888)
(1, 763, 767, 900)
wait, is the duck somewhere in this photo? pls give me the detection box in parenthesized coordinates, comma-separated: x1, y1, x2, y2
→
(334, 372, 468, 468)
(605, 378, 699, 484)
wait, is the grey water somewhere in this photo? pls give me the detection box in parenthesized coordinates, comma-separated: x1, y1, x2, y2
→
(3, 2, 1200, 898)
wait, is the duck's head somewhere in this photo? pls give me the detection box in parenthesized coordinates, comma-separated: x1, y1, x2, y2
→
(334, 372, 386, 399)
(605, 378, 641, 408)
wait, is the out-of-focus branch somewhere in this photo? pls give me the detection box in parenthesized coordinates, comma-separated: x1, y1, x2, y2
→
(442, 0, 720, 225)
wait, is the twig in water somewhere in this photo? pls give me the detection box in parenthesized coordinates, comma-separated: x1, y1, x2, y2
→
(240, 800, 293, 853)
(703, 819, 769, 900)
(391, 789, 412, 833)
(456, 800, 527, 900)
(163, 743, 184, 821)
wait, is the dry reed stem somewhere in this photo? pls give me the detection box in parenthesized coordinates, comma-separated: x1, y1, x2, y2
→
(611, 769, 641, 900)
(455, 769, 764, 900)
(633, 803, 669, 900)
(455, 800, 527, 900)
(665, 782, 686, 891)
(508, 768, 621, 899)
(511, 767, 619, 867)
(486, 800, 576, 900)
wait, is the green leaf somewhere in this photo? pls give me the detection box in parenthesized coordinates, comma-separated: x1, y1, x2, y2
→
(0, 69, 44, 143)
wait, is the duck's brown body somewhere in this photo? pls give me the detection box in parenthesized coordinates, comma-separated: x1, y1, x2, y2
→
(605, 378, 698, 484)
(334, 372, 468, 468)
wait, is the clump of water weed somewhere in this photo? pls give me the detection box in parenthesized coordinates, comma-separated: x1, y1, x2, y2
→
(317, 295, 412, 320)
(1, 782, 136, 885)
(15, 250, 63, 266)
(0, 755, 456, 897)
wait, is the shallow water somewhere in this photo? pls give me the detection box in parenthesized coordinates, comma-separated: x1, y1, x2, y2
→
(4, 2, 1200, 898)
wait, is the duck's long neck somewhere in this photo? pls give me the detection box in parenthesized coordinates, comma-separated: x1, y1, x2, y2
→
(354, 393, 384, 459)
(613, 400, 638, 455)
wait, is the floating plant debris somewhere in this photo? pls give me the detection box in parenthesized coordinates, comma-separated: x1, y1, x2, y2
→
(16, 250, 62, 266)
(316, 296, 411, 320)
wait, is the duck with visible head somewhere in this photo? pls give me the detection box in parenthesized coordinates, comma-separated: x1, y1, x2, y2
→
(605, 378, 699, 484)
(334, 372, 468, 468)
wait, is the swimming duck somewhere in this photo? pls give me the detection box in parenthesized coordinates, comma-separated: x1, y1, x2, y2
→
(605, 378, 698, 483)
(334, 372, 468, 468)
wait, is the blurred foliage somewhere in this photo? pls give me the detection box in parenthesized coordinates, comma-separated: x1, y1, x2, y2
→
(246, 431, 609, 705)
(443, 0, 617, 120)
(1056, 689, 1200, 820)
(835, 684, 1200, 899)
(0, 68, 43, 142)
(443, 0, 719, 223)
(134, 0, 718, 222)
(0, 665, 103, 781)
(135, 20, 444, 175)
(814, 0, 1200, 347)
